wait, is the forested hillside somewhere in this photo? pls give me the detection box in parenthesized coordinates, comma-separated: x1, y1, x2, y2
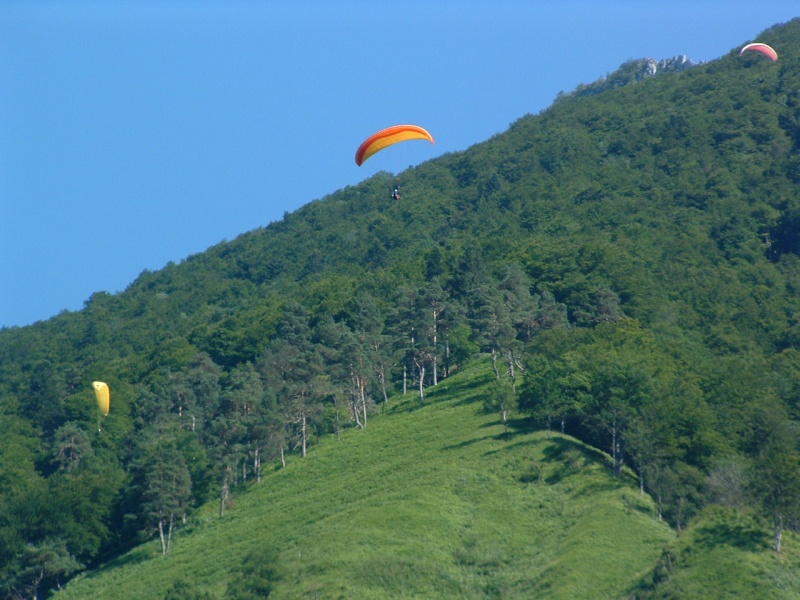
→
(2, 18, 800, 598)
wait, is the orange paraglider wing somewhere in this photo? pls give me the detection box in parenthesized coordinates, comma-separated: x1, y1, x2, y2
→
(355, 124, 434, 166)
(740, 42, 778, 61)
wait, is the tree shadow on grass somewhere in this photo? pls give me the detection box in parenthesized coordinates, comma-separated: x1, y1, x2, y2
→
(494, 435, 625, 490)
(540, 436, 605, 461)
(89, 544, 154, 577)
(442, 434, 497, 451)
(383, 400, 424, 416)
(384, 372, 491, 415)
(446, 417, 538, 452)
(427, 369, 497, 406)
(486, 416, 538, 435)
(693, 518, 771, 553)
(449, 391, 492, 409)
(539, 438, 603, 484)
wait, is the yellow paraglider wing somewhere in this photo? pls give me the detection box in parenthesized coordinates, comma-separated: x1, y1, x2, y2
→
(739, 42, 778, 61)
(355, 124, 434, 166)
(93, 381, 110, 416)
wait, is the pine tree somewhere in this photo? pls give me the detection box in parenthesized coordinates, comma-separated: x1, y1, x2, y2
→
(142, 445, 192, 555)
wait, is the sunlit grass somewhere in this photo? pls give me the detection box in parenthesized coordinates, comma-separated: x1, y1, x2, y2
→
(58, 359, 674, 599)
(634, 506, 800, 599)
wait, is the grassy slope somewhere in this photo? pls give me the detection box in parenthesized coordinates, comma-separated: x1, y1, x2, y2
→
(57, 360, 672, 599)
(637, 506, 800, 599)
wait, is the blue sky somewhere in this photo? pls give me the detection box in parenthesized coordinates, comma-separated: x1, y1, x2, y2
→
(1, 1, 798, 328)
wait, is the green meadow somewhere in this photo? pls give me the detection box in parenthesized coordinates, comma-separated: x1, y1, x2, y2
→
(635, 505, 800, 599)
(56, 360, 673, 599)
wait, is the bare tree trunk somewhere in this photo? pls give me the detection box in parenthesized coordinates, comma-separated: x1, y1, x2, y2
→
(611, 422, 617, 474)
(403, 361, 407, 395)
(158, 519, 167, 555)
(280, 446, 286, 468)
(334, 396, 342, 441)
(360, 378, 368, 428)
(506, 349, 517, 392)
(491, 348, 499, 379)
(32, 568, 44, 600)
(371, 341, 390, 403)
(611, 420, 624, 476)
(414, 358, 425, 404)
(301, 411, 307, 458)
(445, 337, 450, 378)
(775, 515, 783, 553)
(166, 513, 175, 554)
(351, 376, 363, 429)
(377, 365, 389, 403)
(220, 467, 231, 517)
(432, 308, 440, 386)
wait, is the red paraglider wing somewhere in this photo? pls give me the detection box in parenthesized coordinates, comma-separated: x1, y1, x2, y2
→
(740, 42, 778, 61)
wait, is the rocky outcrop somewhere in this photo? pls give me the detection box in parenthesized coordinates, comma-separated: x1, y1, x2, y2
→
(557, 55, 699, 101)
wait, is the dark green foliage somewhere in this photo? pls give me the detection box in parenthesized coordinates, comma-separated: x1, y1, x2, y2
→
(225, 547, 281, 599)
(141, 444, 192, 555)
(747, 404, 800, 552)
(51, 423, 93, 473)
(2, 18, 800, 596)
(5, 539, 83, 600)
(164, 579, 217, 600)
(485, 377, 517, 427)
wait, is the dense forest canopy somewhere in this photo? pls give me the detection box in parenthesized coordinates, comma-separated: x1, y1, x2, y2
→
(2, 18, 800, 599)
